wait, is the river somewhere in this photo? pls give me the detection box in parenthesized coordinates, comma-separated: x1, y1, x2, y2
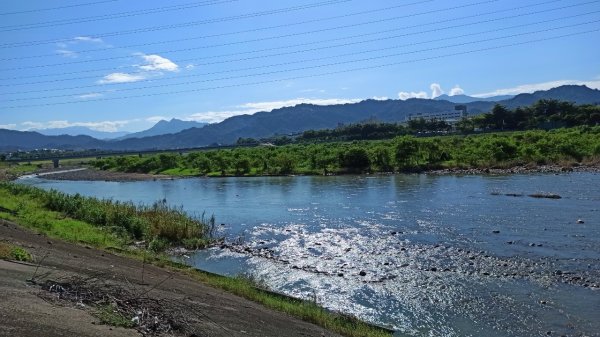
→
(19, 172, 600, 337)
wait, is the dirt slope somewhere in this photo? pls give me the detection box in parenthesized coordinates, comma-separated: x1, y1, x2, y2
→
(0, 220, 340, 337)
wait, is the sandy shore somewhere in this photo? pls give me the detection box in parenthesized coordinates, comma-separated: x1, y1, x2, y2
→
(34, 167, 173, 182)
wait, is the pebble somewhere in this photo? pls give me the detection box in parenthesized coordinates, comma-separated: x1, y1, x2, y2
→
(359, 271, 367, 276)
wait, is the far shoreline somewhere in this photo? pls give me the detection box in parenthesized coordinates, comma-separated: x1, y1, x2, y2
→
(18, 162, 600, 182)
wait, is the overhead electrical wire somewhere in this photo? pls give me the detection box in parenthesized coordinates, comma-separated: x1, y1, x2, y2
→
(0, 0, 117, 16)
(0, 0, 240, 31)
(0, 0, 440, 53)
(0, 0, 592, 81)
(0, 0, 353, 48)
(3, 22, 599, 104)
(3, 0, 571, 71)
(3, 10, 598, 96)
(2, 28, 597, 110)
(6, 20, 600, 101)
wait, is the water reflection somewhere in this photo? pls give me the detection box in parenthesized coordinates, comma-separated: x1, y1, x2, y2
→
(19, 172, 600, 336)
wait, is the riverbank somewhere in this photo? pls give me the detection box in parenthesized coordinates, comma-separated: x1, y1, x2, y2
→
(0, 182, 392, 337)
(0, 220, 349, 337)
(426, 162, 600, 175)
(25, 167, 173, 182)
(24, 161, 600, 183)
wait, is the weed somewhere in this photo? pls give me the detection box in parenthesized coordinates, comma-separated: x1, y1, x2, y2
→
(0, 242, 32, 262)
(95, 304, 135, 328)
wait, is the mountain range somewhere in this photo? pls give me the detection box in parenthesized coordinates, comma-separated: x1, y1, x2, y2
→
(36, 126, 130, 140)
(434, 94, 514, 103)
(1, 85, 599, 152)
(116, 119, 207, 140)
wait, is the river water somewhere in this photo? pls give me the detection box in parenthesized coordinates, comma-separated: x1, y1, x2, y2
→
(19, 173, 600, 337)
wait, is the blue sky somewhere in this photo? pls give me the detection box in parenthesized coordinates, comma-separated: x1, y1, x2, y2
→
(1, 0, 599, 132)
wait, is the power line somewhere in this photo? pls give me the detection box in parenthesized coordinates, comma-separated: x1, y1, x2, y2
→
(0, 0, 438, 53)
(0, 0, 117, 16)
(3, 29, 597, 109)
(0, 0, 240, 32)
(5, 20, 600, 102)
(3, 10, 597, 95)
(0, 0, 590, 81)
(1, 0, 534, 71)
(0, 0, 352, 48)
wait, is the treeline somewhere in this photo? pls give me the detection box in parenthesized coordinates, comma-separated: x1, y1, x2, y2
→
(236, 100, 600, 145)
(94, 126, 600, 176)
(458, 99, 600, 132)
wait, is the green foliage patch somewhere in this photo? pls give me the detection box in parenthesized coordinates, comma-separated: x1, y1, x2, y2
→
(94, 126, 600, 175)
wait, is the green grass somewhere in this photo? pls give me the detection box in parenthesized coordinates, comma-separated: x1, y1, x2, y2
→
(0, 187, 125, 249)
(0, 182, 214, 249)
(160, 167, 199, 176)
(181, 270, 393, 337)
(0, 242, 33, 262)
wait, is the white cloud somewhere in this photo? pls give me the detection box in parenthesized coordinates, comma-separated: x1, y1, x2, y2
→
(0, 124, 17, 130)
(188, 98, 363, 123)
(398, 83, 463, 99)
(371, 96, 389, 100)
(97, 54, 178, 85)
(56, 49, 78, 59)
(449, 85, 464, 96)
(185, 64, 195, 70)
(473, 79, 600, 97)
(78, 92, 103, 99)
(138, 54, 179, 72)
(73, 36, 103, 43)
(98, 72, 146, 84)
(430, 83, 444, 98)
(21, 120, 132, 132)
(299, 88, 326, 93)
(398, 91, 428, 100)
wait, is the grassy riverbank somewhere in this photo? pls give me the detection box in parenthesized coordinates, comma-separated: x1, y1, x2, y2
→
(0, 182, 392, 337)
(93, 126, 600, 176)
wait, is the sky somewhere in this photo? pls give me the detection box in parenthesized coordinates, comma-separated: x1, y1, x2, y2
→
(0, 0, 599, 132)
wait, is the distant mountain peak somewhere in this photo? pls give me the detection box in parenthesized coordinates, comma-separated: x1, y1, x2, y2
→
(118, 118, 207, 140)
(34, 126, 129, 139)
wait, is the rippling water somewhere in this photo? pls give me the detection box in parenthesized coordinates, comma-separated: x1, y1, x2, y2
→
(20, 173, 600, 337)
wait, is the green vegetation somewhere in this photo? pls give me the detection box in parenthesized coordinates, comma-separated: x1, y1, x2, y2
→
(95, 304, 135, 328)
(181, 271, 392, 337)
(464, 99, 600, 132)
(0, 182, 214, 250)
(94, 126, 600, 175)
(0, 242, 32, 262)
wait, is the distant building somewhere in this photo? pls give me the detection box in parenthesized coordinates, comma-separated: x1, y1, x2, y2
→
(406, 105, 468, 124)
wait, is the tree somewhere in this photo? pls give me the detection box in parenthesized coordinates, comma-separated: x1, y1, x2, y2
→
(196, 156, 212, 175)
(455, 117, 474, 133)
(339, 147, 371, 173)
(395, 136, 420, 168)
(212, 154, 230, 176)
(490, 104, 511, 130)
(234, 156, 251, 175)
(372, 146, 393, 172)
